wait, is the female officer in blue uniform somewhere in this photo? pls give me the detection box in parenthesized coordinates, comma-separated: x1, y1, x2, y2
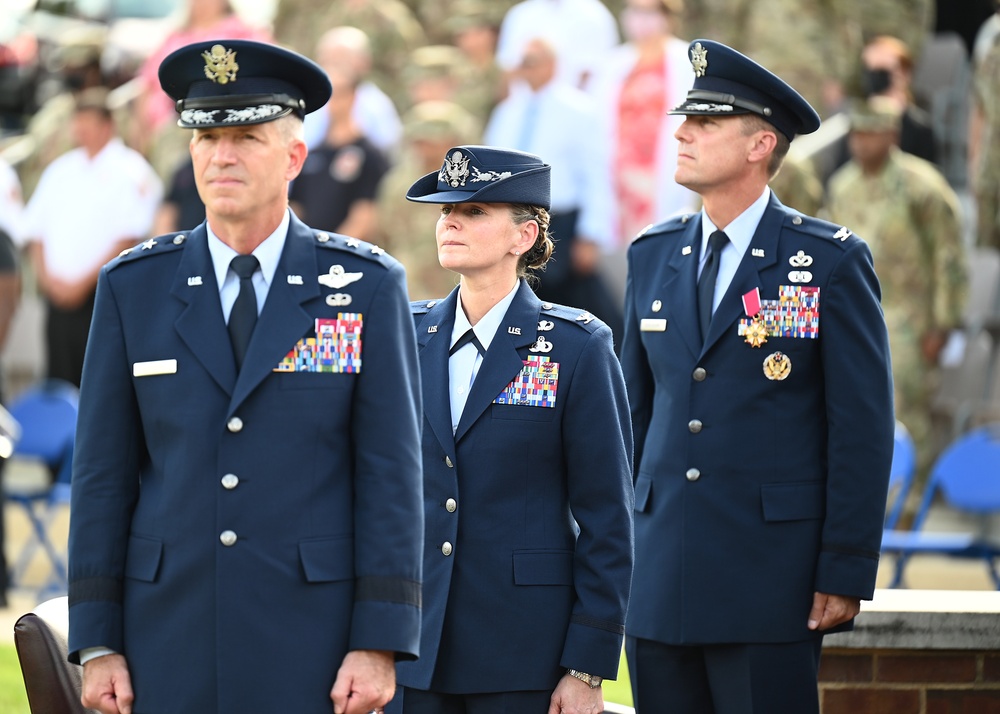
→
(391, 145, 634, 714)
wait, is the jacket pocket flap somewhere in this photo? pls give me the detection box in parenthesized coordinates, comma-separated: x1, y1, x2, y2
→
(761, 481, 826, 522)
(512, 550, 574, 585)
(299, 537, 355, 582)
(634, 474, 652, 513)
(124, 535, 163, 582)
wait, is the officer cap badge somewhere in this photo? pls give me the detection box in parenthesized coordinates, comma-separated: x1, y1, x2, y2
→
(691, 42, 708, 77)
(202, 44, 239, 84)
(441, 150, 471, 188)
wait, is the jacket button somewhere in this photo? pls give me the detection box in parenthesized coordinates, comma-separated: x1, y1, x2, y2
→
(227, 417, 243, 433)
(692, 367, 707, 382)
(441, 541, 453, 556)
(445, 498, 457, 513)
(220, 530, 238, 546)
(221, 474, 239, 490)
(445, 456, 454, 468)
(686, 468, 701, 482)
(688, 419, 703, 434)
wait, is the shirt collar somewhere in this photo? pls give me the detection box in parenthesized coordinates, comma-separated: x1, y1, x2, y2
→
(451, 280, 521, 352)
(206, 209, 291, 290)
(700, 187, 771, 261)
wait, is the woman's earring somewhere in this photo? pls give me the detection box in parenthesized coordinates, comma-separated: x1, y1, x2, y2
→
(514, 251, 521, 256)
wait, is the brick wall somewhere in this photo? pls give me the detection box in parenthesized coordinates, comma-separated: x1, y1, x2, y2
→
(820, 648, 1000, 713)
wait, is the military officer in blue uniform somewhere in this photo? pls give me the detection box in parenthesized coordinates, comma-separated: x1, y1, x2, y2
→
(620, 40, 894, 713)
(67, 40, 423, 714)
(389, 145, 634, 714)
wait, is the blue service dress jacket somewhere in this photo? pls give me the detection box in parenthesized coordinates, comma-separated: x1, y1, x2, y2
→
(67, 214, 424, 714)
(620, 194, 894, 646)
(397, 281, 634, 692)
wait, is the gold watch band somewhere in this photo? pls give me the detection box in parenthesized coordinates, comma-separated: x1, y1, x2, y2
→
(567, 668, 603, 688)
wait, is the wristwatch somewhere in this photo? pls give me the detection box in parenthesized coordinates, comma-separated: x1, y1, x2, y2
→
(567, 668, 603, 688)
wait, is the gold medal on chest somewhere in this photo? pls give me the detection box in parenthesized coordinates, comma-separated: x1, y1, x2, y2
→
(743, 314, 768, 348)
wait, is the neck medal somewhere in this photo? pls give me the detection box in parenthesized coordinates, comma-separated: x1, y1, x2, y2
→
(740, 288, 767, 348)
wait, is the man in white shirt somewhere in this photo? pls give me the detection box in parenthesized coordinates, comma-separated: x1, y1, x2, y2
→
(485, 37, 622, 343)
(23, 87, 162, 386)
(495, 0, 619, 89)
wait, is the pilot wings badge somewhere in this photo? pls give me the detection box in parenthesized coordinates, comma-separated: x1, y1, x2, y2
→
(440, 150, 471, 188)
(319, 265, 363, 289)
(202, 44, 239, 85)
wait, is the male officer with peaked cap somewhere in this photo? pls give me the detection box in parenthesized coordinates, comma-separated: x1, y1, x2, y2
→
(620, 40, 894, 713)
(67, 40, 423, 714)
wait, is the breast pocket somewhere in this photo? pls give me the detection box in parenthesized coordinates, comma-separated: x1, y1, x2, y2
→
(490, 402, 557, 422)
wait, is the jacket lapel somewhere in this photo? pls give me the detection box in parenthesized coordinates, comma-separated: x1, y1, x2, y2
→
(229, 215, 320, 414)
(663, 216, 703, 359)
(416, 289, 459, 460)
(170, 226, 237, 396)
(454, 281, 538, 443)
(701, 195, 783, 355)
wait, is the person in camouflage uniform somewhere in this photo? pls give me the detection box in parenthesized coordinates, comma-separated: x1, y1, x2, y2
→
(971, 26, 1000, 249)
(682, 0, 935, 117)
(827, 97, 967, 471)
(273, 0, 427, 107)
(375, 100, 481, 300)
(407, 0, 520, 44)
(769, 151, 825, 218)
(443, 0, 507, 126)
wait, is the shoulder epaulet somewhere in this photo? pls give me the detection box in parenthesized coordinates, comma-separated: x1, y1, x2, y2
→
(313, 230, 396, 266)
(538, 301, 605, 333)
(633, 213, 695, 243)
(784, 213, 857, 248)
(410, 298, 443, 316)
(108, 232, 189, 270)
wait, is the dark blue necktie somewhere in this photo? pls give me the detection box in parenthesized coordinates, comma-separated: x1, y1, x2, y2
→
(228, 254, 260, 370)
(697, 230, 729, 340)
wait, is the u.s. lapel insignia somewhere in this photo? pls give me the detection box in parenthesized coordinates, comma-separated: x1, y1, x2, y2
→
(529, 336, 553, 353)
(537, 320, 554, 332)
(834, 226, 852, 241)
(319, 265, 363, 289)
(682, 245, 692, 256)
(202, 44, 239, 84)
(691, 42, 708, 77)
(508, 326, 522, 335)
(789, 250, 814, 267)
(187, 276, 203, 286)
(652, 300, 662, 313)
(576, 311, 595, 325)
(428, 325, 439, 334)
(326, 293, 352, 307)
(763, 351, 791, 381)
(751, 248, 765, 258)
(287, 275, 304, 285)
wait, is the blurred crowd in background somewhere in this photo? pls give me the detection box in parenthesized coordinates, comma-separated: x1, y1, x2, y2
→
(0, 0, 999, 485)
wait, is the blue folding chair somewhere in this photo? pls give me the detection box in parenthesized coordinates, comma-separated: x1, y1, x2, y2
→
(885, 421, 917, 530)
(3, 380, 79, 596)
(881, 423, 1000, 589)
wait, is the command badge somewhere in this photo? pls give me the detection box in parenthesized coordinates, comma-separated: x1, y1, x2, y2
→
(763, 351, 791, 381)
